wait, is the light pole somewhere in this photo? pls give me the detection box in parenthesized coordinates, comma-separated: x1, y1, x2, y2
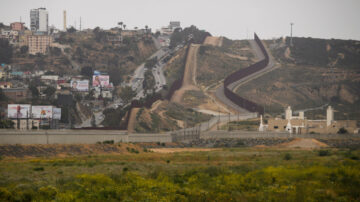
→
(290, 23, 294, 46)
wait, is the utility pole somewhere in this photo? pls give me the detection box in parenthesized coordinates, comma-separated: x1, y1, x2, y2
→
(290, 23, 294, 46)
(80, 17, 82, 31)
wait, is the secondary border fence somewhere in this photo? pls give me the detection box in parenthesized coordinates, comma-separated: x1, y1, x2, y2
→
(223, 33, 269, 114)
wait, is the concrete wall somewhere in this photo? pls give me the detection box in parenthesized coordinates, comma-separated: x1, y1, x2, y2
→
(202, 130, 360, 140)
(0, 130, 170, 144)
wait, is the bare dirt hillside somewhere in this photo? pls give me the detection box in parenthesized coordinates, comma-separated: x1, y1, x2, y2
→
(171, 44, 200, 103)
(204, 36, 223, 47)
(127, 108, 140, 133)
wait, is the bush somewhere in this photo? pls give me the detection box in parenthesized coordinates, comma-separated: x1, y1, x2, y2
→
(338, 127, 348, 134)
(318, 150, 331, 156)
(102, 140, 114, 144)
(284, 153, 292, 160)
(33, 167, 44, 171)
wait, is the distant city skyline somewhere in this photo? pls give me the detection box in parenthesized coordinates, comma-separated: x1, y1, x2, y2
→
(1, 0, 360, 40)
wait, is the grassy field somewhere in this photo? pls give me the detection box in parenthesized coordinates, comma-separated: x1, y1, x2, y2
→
(0, 146, 359, 201)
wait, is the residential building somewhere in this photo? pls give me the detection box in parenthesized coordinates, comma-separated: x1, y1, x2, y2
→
(30, 8, 48, 33)
(27, 35, 52, 54)
(169, 21, 181, 30)
(2, 88, 31, 102)
(10, 22, 25, 31)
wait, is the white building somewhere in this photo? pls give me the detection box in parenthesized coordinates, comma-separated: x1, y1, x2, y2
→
(30, 8, 48, 33)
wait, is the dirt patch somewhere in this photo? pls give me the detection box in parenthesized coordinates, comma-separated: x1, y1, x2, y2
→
(0, 143, 144, 158)
(127, 108, 140, 133)
(225, 53, 248, 60)
(150, 148, 220, 153)
(203, 36, 223, 47)
(171, 44, 200, 103)
(277, 138, 328, 149)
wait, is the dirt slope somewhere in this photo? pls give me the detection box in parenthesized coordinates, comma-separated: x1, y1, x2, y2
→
(127, 108, 140, 133)
(278, 138, 328, 149)
(204, 36, 223, 47)
(171, 44, 200, 103)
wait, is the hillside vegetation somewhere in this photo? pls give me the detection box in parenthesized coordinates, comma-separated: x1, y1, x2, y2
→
(0, 147, 359, 201)
(236, 37, 360, 120)
(197, 38, 254, 87)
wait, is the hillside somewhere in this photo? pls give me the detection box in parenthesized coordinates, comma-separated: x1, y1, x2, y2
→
(236, 37, 360, 120)
(10, 29, 157, 85)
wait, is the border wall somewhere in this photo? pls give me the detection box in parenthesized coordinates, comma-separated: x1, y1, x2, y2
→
(223, 33, 269, 114)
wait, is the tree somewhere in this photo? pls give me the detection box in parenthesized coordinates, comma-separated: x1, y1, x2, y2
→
(144, 57, 157, 69)
(67, 26, 77, 33)
(91, 114, 96, 127)
(0, 39, 13, 64)
(119, 86, 136, 104)
(20, 46, 28, 54)
(338, 127, 348, 134)
(80, 66, 93, 78)
(44, 86, 56, 98)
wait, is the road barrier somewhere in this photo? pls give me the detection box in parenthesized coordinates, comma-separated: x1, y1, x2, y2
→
(223, 33, 269, 114)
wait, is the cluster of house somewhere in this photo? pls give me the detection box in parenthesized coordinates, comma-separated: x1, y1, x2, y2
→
(259, 106, 358, 134)
(0, 63, 114, 103)
(7, 104, 61, 130)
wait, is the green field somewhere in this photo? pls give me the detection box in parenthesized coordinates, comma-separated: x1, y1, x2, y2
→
(0, 147, 359, 201)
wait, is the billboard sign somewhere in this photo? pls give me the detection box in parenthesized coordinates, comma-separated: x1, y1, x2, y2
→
(92, 75, 109, 87)
(32, 106, 53, 119)
(71, 80, 89, 91)
(7, 104, 31, 118)
(53, 108, 61, 120)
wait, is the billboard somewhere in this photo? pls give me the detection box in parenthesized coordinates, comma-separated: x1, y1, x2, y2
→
(7, 104, 31, 119)
(53, 108, 61, 120)
(32, 106, 53, 119)
(71, 80, 89, 91)
(92, 75, 109, 87)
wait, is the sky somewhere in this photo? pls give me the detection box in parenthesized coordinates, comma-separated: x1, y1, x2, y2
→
(0, 0, 360, 40)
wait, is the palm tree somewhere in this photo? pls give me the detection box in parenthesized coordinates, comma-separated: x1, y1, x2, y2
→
(123, 24, 126, 30)
(134, 27, 138, 30)
(118, 22, 123, 28)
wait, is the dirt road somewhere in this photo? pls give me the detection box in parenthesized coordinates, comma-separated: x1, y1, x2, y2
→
(203, 36, 223, 47)
(171, 44, 200, 103)
(127, 108, 140, 133)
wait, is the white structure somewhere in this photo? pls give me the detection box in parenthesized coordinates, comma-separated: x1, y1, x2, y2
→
(30, 8, 48, 33)
(258, 115, 267, 132)
(326, 106, 334, 126)
(285, 106, 292, 120)
(285, 120, 292, 134)
(299, 111, 304, 120)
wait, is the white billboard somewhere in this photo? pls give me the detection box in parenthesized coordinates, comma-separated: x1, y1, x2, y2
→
(53, 108, 61, 120)
(92, 75, 110, 87)
(32, 106, 53, 119)
(71, 80, 89, 91)
(7, 104, 31, 119)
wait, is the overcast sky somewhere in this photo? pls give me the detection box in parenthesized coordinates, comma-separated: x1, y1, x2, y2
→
(1, 0, 359, 40)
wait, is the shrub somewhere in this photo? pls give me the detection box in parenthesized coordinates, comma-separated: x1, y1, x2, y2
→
(102, 140, 114, 144)
(33, 167, 44, 171)
(318, 150, 331, 156)
(284, 153, 292, 160)
(338, 127, 348, 134)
